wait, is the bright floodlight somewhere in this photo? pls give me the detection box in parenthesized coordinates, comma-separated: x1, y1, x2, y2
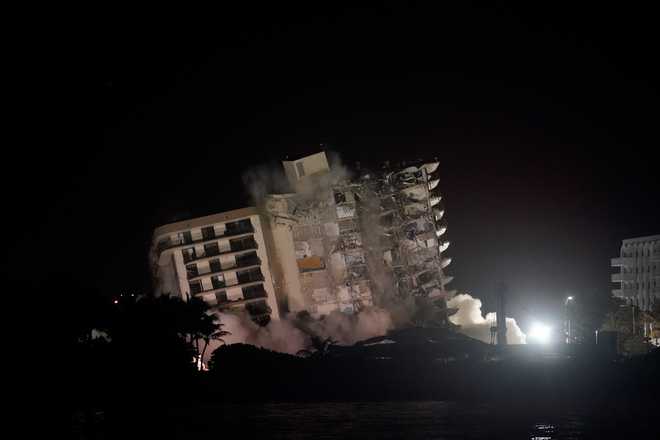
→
(528, 322, 552, 344)
(567, 296, 573, 301)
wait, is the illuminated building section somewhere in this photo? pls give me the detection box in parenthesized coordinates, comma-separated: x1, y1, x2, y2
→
(611, 235, 660, 311)
(151, 207, 280, 324)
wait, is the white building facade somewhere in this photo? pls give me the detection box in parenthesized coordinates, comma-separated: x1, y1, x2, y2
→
(611, 235, 660, 311)
(151, 207, 280, 323)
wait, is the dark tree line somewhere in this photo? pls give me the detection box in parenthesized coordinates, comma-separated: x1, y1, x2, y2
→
(67, 287, 232, 423)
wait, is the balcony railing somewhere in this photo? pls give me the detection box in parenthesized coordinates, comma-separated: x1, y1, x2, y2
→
(235, 255, 261, 268)
(237, 269, 265, 285)
(230, 237, 258, 253)
(156, 224, 255, 252)
(245, 299, 271, 317)
(182, 238, 258, 263)
(188, 256, 262, 281)
(196, 283, 267, 307)
(611, 257, 634, 267)
(243, 284, 268, 300)
(211, 277, 226, 289)
(611, 273, 635, 283)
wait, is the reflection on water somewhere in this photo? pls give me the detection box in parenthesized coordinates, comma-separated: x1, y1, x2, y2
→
(159, 400, 653, 439)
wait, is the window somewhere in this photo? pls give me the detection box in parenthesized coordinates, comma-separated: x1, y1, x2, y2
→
(211, 274, 225, 289)
(204, 242, 220, 257)
(157, 238, 170, 251)
(243, 284, 267, 300)
(236, 251, 259, 267)
(230, 236, 257, 252)
(237, 267, 264, 284)
(202, 226, 215, 240)
(225, 219, 253, 235)
(296, 161, 305, 177)
(189, 280, 202, 295)
(186, 264, 198, 278)
(215, 291, 228, 303)
(182, 247, 196, 263)
(209, 259, 222, 273)
(246, 300, 270, 316)
(177, 231, 193, 245)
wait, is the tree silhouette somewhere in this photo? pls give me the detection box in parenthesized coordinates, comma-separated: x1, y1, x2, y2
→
(296, 336, 338, 358)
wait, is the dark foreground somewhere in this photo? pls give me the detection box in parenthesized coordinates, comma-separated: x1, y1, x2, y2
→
(72, 344, 659, 439)
(78, 400, 655, 439)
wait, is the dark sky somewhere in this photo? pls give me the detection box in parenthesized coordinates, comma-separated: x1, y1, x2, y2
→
(14, 4, 658, 330)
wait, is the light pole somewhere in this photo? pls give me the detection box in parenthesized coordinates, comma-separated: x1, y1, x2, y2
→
(564, 296, 574, 344)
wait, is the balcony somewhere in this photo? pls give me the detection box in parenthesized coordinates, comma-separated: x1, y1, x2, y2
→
(611, 257, 634, 267)
(440, 257, 452, 268)
(611, 273, 635, 283)
(245, 299, 271, 317)
(236, 268, 265, 285)
(156, 223, 255, 252)
(182, 237, 258, 263)
(612, 287, 639, 298)
(187, 256, 262, 282)
(195, 282, 267, 307)
(186, 264, 199, 278)
(211, 277, 226, 290)
(236, 254, 261, 268)
(192, 277, 266, 298)
(230, 237, 258, 253)
(242, 284, 268, 300)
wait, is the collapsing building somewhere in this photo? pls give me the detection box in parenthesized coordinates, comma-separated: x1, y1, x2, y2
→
(151, 151, 454, 325)
(151, 208, 280, 325)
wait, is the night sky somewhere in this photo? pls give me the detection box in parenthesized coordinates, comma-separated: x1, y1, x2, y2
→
(15, 5, 658, 330)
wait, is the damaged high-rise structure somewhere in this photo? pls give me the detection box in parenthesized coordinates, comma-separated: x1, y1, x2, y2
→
(151, 151, 454, 325)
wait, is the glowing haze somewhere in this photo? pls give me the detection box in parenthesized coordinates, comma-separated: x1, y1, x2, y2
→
(448, 293, 527, 344)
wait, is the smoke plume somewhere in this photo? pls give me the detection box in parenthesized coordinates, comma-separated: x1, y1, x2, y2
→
(448, 293, 526, 344)
(299, 307, 393, 345)
(204, 307, 393, 362)
(242, 160, 294, 204)
(220, 153, 524, 361)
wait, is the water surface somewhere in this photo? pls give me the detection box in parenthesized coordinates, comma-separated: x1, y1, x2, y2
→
(160, 400, 653, 439)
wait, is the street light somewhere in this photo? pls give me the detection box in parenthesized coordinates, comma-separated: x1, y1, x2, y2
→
(529, 322, 552, 344)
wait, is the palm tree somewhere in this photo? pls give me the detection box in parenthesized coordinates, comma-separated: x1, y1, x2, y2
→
(180, 297, 231, 369)
(199, 323, 231, 369)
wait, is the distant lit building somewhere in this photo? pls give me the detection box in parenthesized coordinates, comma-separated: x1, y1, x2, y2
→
(151, 207, 280, 323)
(611, 235, 660, 311)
